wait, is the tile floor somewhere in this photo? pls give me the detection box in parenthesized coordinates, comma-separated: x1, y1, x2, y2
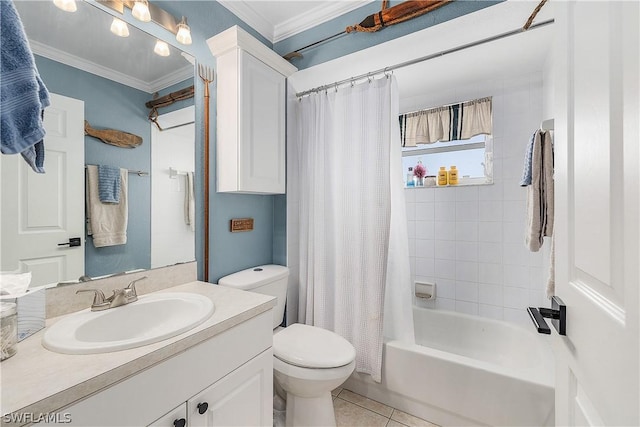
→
(332, 388, 439, 427)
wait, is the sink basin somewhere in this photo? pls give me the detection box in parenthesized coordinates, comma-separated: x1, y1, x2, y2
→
(43, 292, 214, 354)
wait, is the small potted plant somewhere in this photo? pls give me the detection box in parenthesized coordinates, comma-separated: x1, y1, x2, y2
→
(413, 161, 427, 186)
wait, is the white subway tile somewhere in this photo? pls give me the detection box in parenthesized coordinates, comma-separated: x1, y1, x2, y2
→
(455, 281, 479, 302)
(478, 182, 504, 201)
(434, 187, 456, 202)
(503, 264, 530, 288)
(455, 221, 478, 242)
(503, 200, 527, 222)
(455, 261, 478, 282)
(503, 286, 529, 309)
(502, 242, 531, 266)
(503, 221, 525, 244)
(478, 263, 503, 285)
(436, 298, 456, 311)
(434, 278, 456, 299)
(456, 186, 479, 202)
(435, 201, 456, 221)
(456, 241, 478, 262)
(478, 242, 503, 264)
(434, 259, 456, 280)
(416, 258, 435, 278)
(479, 283, 504, 305)
(503, 178, 526, 201)
(416, 202, 435, 221)
(503, 307, 531, 329)
(479, 222, 503, 243)
(407, 220, 416, 237)
(406, 202, 416, 221)
(435, 240, 456, 260)
(456, 201, 479, 221)
(404, 188, 416, 203)
(435, 221, 456, 241)
(415, 187, 435, 202)
(416, 239, 435, 259)
(415, 220, 434, 240)
(455, 300, 479, 315)
(479, 200, 504, 222)
(408, 238, 416, 257)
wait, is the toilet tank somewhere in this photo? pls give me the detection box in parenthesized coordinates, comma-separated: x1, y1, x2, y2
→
(218, 265, 289, 329)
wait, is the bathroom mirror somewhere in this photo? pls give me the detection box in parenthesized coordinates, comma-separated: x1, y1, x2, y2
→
(1, 1, 195, 288)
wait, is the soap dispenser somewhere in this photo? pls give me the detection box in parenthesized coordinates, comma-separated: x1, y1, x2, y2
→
(437, 166, 448, 186)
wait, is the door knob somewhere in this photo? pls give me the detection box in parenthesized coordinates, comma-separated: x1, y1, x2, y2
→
(58, 237, 81, 247)
(528, 295, 566, 335)
(173, 418, 186, 427)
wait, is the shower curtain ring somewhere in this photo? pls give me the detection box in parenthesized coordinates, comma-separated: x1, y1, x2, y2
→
(335, 82, 338, 92)
(367, 73, 372, 83)
(350, 77, 355, 88)
(384, 67, 390, 78)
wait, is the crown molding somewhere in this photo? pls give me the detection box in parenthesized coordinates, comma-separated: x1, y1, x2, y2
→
(217, 1, 374, 44)
(30, 40, 192, 93)
(273, 0, 373, 43)
(217, 0, 275, 42)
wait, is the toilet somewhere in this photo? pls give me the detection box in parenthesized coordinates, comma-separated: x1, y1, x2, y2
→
(218, 265, 356, 427)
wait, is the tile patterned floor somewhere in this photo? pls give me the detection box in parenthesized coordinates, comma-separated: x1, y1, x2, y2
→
(331, 388, 439, 427)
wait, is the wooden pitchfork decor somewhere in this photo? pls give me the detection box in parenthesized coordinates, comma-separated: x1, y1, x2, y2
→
(198, 64, 214, 282)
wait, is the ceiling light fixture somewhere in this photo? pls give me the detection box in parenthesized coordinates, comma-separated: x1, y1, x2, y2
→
(175, 17, 192, 45)
(131, 0, 151, 23)
(53, 0, 77, 12)
(153, 40, 170, 57)
(110, 17, 130, 37)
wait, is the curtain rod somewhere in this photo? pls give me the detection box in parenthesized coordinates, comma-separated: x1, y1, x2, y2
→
(296, 18, 554, 98)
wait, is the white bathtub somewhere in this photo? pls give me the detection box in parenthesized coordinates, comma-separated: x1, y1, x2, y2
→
(343, 307, 555, 426)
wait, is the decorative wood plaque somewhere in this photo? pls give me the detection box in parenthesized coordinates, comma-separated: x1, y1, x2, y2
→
(230, 218, 254, 232)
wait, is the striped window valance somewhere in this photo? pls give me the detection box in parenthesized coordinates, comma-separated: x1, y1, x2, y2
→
(400, 97, 492, 146)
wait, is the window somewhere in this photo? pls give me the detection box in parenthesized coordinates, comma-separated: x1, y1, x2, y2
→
(402, 134, 492, 187)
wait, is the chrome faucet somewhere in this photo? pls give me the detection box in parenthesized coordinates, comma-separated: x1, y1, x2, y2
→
(76, 276, 147, 311)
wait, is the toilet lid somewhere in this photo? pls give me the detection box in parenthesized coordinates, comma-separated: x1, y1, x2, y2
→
(273, 324, 356, 369)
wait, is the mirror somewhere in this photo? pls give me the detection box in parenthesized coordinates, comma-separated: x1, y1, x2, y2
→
(1, 1, 195, 288)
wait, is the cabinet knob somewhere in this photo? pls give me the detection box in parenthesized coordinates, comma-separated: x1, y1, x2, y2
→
(197, 402, 209, 415)
(173, 418, 186, 427)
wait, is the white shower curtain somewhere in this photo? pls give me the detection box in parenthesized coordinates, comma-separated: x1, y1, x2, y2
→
(295, 76, 414, 382)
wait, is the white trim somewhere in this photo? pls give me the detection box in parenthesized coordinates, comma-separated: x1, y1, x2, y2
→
(217, 0, 374, 44)
(273, 0, 374, 43)
(31, 40, 192, 93)
(217, 0, 275, 42)
(207, 26, 297, 77)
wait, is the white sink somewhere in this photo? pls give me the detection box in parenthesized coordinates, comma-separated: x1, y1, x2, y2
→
(42, 292, 214, 354)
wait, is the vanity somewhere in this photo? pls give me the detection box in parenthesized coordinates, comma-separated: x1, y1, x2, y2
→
(1, 280, 276, 427)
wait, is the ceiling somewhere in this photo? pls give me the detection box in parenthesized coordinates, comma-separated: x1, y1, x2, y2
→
(217, 0, 374, 43)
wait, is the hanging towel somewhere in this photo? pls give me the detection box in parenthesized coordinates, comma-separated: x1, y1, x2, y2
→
(520, 131, 536, 186)
(97, 165, 121, 203)
(546, 235, 555, 298)
(184, 172, 195, 232)
(86, 165, 128, 247)
(525, 130, 554, 251)
(0, 0, 50, 173)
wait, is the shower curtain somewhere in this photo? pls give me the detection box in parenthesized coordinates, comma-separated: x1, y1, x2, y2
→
(295, 76, 414, 382)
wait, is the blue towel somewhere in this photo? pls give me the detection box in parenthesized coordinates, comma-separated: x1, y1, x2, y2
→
(1, 0, 50, 173)
(520, 131, 537, 186)
(97, 165, 121, 204)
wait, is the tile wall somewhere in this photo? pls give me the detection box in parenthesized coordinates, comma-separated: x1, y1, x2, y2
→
(404, 71, 552, 328)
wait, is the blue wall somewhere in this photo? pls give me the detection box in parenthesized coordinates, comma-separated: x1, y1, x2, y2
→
(35, 56, 153, 278)
(274, 1, 501, 70)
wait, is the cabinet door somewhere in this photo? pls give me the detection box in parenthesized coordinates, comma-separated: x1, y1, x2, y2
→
(239, 51, 286, 194)
(148, 403, 187, 427)
(188, 349, 273, 427)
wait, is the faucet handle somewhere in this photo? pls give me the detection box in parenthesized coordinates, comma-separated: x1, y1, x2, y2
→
(76, 289, 108, 309)
(125, 276, 147, 301)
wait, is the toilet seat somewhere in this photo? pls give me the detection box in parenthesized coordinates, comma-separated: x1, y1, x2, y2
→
(273, 324, 356, 369)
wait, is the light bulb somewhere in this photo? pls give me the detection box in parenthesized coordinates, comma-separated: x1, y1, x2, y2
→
(53, 0, 77, 12)
(154, 40, 170, 57)
(175, 17, 192, 45)
(110, 18, 129, 37)
(131, 0, 151, 22)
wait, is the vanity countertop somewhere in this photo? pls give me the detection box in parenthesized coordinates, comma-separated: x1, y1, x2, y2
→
(0, 281, 275, 420)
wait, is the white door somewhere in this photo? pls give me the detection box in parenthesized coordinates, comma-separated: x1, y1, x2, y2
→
(554, 1, 639, 425)
(0, 93, 84, 288)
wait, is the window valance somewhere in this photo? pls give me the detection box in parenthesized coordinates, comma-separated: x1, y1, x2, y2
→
(400, 97, 492, 146)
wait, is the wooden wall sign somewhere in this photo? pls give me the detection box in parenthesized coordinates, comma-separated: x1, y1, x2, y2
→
(230, 218, 254, 232)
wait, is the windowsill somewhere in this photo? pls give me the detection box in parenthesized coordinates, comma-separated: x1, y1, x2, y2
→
(405, 177, 492, 189)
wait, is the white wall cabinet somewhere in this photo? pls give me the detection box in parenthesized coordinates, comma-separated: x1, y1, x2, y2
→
(38, 311, 273, 427)
(208, 26, 297, 195)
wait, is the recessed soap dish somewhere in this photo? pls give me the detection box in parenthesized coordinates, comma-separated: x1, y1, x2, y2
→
(415, 281, 435, 300)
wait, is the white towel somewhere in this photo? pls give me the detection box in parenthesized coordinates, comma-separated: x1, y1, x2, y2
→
(86, 165, 128, 247)
(184, 172, 195, 232)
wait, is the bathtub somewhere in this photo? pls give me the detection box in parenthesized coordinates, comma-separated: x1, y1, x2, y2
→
(343, 307, 555, 426)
